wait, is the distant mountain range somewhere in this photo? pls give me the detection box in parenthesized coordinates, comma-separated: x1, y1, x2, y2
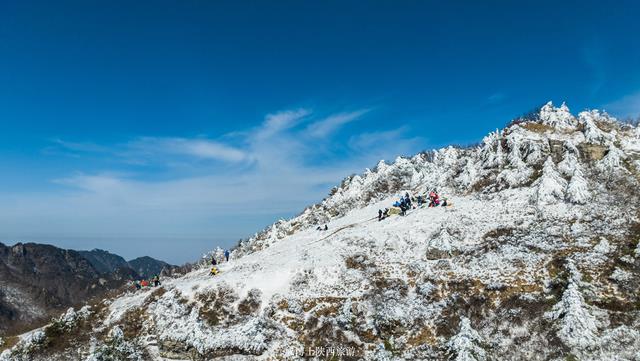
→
(0, 242, 173, 336)
(78, 249, 171, 278)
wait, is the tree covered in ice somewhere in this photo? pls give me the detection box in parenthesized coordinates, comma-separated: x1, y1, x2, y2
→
(446, 317, 486, 361)
(539, 101, 577, 129)
(566, 164, 590, 204)
(597, 144, 626, 173)
(531, 157, 567, 205)
(579, 110, 610, 144)
(523, 140, 549, 165)
(478, 130, 503, 168)
(498, 136, 532, 186)
(546, 264, 600, 351)
(458, 158, 479, 188)
(557, 141, 580, 177)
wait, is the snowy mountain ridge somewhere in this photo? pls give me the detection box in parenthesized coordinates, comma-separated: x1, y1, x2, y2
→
(2, 102, 640, 361)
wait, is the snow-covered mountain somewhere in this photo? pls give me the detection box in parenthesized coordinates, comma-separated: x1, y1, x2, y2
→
(2, 102, 640, 360)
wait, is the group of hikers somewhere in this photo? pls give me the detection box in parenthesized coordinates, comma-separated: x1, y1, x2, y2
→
(316, 224, 329, 231)
(133, 274, 161, 290)
(209, 249, 231, 276)
(378, 190, 449, 221)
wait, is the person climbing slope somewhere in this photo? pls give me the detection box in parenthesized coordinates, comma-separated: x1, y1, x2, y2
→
(378, 209, 383, 221)
(210, 266, 220, 276)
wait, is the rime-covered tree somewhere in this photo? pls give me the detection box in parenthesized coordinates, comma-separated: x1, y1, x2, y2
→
(539, 101, 577, 128)
(558, 141, 580, 177)
(566, 165, 590, 204)
(579, 110, 609, 144)
(498, 136, 532, 186)
(597, 145, 626, 173)
(458, 158, 478, 188)
(478, 130, 503, 168)
(532, 157, 567, 205)
(546, 264, 600, 350)
(446, 317, 486, 361)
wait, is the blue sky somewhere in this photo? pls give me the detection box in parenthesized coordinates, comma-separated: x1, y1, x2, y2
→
(1, 1, 639, 264)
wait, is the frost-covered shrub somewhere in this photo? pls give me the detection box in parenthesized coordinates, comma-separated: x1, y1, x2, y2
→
(1, 330, 47, 361)
(196, 283, 240, 326)
(446, 317, 486, 361)
(290, 268, 316, 289)
(426, 227, 455, 259)
(89, 326, 144, 361)
(345, 253, 373, 270)
(237, 289, 262, 316)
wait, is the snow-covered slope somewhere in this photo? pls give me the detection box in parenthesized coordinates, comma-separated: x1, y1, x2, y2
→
(3, 102, 640, 361)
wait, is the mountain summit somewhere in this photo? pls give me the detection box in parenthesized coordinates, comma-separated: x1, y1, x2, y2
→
(2, 102, 639, 360)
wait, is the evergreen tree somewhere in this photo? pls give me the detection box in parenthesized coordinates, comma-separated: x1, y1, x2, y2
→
(532, 157, 567, 204)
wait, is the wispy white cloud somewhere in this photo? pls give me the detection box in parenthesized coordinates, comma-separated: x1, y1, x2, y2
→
(603, 91, 640, 119)
(128, 137, 248, 163)
(306, 109, 369, 138)
(256, 108, 311, 140)
(0, 107, 425, 263)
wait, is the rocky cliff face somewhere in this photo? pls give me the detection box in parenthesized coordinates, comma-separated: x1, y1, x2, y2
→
(2, 102, 639, 361)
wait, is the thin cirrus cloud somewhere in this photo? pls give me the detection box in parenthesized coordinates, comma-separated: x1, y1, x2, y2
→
(127, 137, 248, 163)
(306, 109, 370, 138)
(2, 107, 425, 263)
(604, 91, 640, 119)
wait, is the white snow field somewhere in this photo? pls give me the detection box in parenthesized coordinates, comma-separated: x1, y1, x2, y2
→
(2, 102, 640, 360)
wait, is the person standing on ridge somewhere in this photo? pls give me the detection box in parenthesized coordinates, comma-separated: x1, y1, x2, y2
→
(224, 249, 230, 262)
